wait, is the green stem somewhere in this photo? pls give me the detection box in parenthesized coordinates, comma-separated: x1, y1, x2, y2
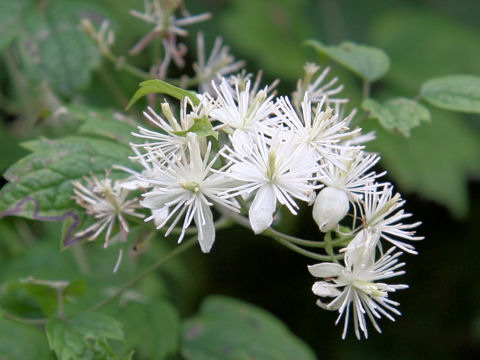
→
(324, 231, 339, 263)
(2, 311, 47, 325)
(87, 236, 197, 313)
(263, 227, 327, 248)
(362, 80, 371, 99)
(273, 236, 343, 261)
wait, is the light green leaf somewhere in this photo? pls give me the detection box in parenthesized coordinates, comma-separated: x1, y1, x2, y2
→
(306, 40, 390, 82)
(364, 109, 480, 217)
(46, 318, 85, 360)
(362, 98, 430, 137)
(15, 0, 100, 97)
(173, 116, 218, 140)
(182, 296, 317, 360)
(126, 79, 199, 110)
(421, 75, 480, 113)
(0, 135, 135, 247)
(71, 312, 124, 341)
(0, 317, 52, 360)
(107, 301, 180, 359)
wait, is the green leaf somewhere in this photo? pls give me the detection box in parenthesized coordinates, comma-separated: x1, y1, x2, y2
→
(126, 79, 199, 110)
(421, 75, 480, 114)
(306, 40, 390, 82)
(15, 0, 100, 97)
(67, 104, 138, 145)
(46, 318, 86, 360)
(107, 301, 180, 359)
(0, 0, 32, 51)
(0, 135, 135, 247)
(218, 0, 312, 80)
(0, 317, 51, 360)
(182, 296, 316, 360)
(71, 312, 124, 341)
(173, 116, 218, 140)
(362, 98, 430, 137)
(364, 109, 480, 217)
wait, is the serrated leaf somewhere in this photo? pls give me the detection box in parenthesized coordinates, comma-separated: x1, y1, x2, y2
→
(107, 301, 180, 359)
(421, 75, 480, 114)
(0, 135, 135, 247)
(16, 0, 100, 97)
(0, 317, 51, 360)
(364, 109, 480, 217)
(182, 296, 316, 360)
(46, 318, 86, 360)
(306, 40, 390, 82)
(362, 98, 430, 137)
(126, 79, 199, 110)
(71, 312, 124, 341)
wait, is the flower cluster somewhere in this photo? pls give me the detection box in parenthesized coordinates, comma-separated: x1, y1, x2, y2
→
(72, 61, 422, 339)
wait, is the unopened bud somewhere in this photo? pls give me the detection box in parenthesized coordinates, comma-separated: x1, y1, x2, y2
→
(312, 187, 349, 232)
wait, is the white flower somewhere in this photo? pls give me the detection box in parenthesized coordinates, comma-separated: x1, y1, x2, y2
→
(209, 78, 276, 142)
(131, 98, 213, 161)
(317, 149, 385, 202)
(308, 246, 408, 339)
(139, 133, 239, 253)
(275, 95, 359, 167)
(194, 32, 245, 95)
(223, 133, 318, 233)
(312, 186, 350, 232)
(72, 173, 144, 247)
(359, 185, 423, 254)
(293, 63, 348, 114)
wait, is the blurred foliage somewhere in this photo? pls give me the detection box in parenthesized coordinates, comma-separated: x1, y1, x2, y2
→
(0, 0, 479, 359)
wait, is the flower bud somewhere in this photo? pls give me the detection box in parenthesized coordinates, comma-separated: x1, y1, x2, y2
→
(312, 187, 349, 232)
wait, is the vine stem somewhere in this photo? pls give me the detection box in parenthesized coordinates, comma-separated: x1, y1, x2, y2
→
(87, 236, 197, 313)
(2, 311, 47, 325)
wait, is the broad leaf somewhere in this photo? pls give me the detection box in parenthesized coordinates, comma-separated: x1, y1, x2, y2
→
(0, 135, 135, 247)
(0, 0, 31, 51)
(362, 98, 430, 137)
(15, 0, 100, 97)
(46, 318, 85, 360)
(421, 75, 480, 114)
(71, 312, 124, 341)
(173, 116, 218, 140)
(0, 317, 52, 360)
(306, 40, 390, 82)
(364, 110, 480, 217)
(107, 301, 180, 359)
(182, 296, 316, 360)
(126, 79, 199, 110)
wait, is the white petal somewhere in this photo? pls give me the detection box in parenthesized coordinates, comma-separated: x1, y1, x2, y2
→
(196, 203, 215, 253)
(308, 262, 343, 277)
(249, 185, 276, 234)
(312, 281, 342, 297)
(152, 208, 169, 228)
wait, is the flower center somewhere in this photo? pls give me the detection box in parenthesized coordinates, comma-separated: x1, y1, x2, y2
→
(182, 181, 200, 193)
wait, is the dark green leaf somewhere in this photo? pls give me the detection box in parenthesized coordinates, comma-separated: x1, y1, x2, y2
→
(0, 135, 135, 247)
(15, 0, 100, 97)
(306, 40, 390, 82)
(364, 109, 480, 217)
(0, 317, 52, 360)
(46, 318, 85, 360)
(421, 75, 480, 113)
(126, 79, 199, 110)
(107, 301, 180, 359)
(71, 312, 124, 341)
(362, 98, 430, 137)
(182, 296, 316, 360)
